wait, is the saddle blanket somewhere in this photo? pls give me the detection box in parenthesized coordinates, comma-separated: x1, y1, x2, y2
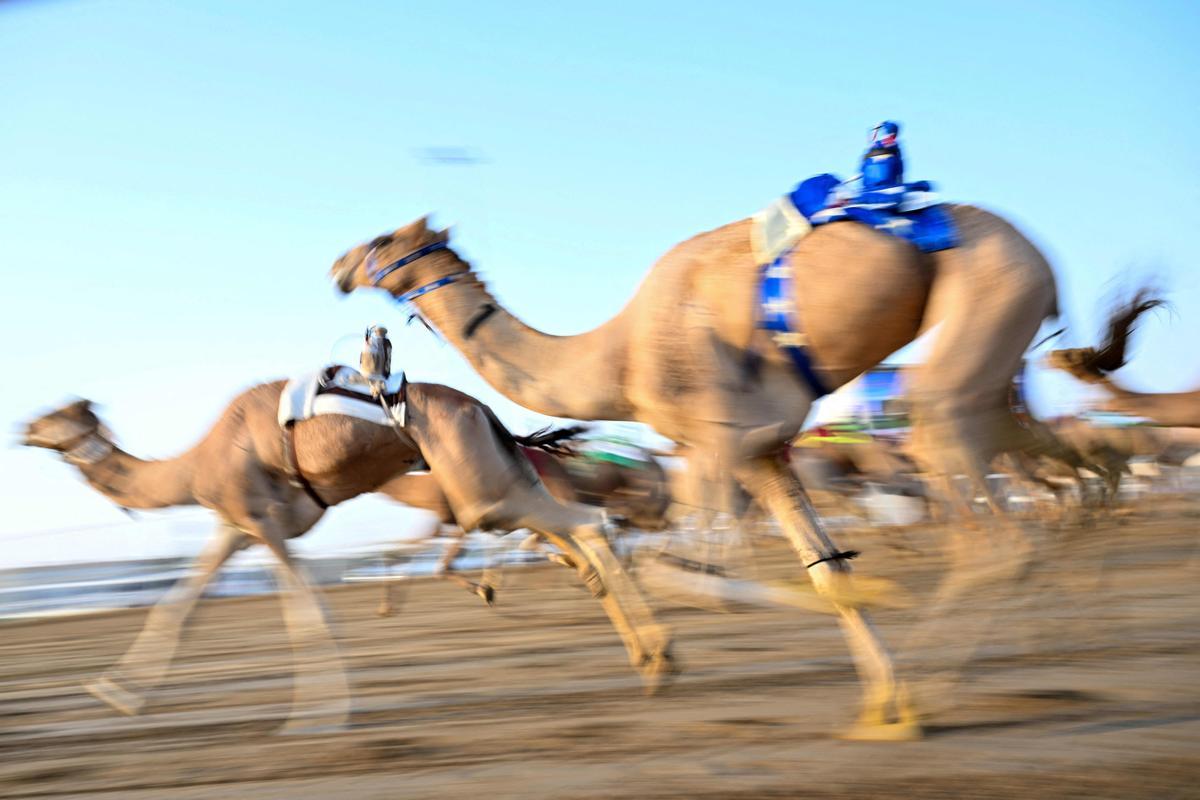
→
(750, 171, 958, 399)
(278, 365, 406, 428)
(786, 173, 959, 253)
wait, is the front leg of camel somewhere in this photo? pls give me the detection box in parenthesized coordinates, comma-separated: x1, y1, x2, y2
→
(331, 205, 1065, 736)
(24, 383, 672, 733)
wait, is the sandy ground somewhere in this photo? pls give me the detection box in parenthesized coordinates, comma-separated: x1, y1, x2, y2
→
(1, 501, 1198, 799)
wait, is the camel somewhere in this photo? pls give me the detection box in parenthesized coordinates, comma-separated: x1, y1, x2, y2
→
(560, 444, 672, 531)
(329, 202, 1069, 737)
(23, 385, 674, 731)
(1048, 291, 1200, 427)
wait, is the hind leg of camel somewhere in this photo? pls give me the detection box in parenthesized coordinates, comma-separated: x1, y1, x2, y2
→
(374, 525, 497, 618)
(401, 391, 674, 685)
(374, 473, 496, 616)
(373, 460, 587, 617)
(901, 213, 1056, 709)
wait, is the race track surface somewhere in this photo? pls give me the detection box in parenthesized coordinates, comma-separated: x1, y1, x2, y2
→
(2, 502, 1198, 799)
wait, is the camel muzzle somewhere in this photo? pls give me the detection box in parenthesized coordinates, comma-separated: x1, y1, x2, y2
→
(331, 263, 355, 294)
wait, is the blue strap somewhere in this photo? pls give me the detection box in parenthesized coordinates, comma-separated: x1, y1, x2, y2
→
(757, 256, 831, 398)
(368, 240, 450, 286)
(397, 272, 465, 304)
(778, 337, 831, 399)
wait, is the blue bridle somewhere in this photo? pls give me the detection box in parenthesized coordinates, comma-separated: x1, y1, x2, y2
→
(365, 239, 465, 305)
(367, 240, 450, 285)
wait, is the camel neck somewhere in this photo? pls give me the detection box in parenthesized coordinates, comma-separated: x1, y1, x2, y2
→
(76, 445, 198, 510)
(411, 263, 635, 420)
(1100, 380, 1200, 427)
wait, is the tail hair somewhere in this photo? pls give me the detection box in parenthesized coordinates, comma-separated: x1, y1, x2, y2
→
(1081, 288, 1167, 376)
(513, 424, 590, 457)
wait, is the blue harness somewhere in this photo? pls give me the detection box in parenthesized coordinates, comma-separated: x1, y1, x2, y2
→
(366, 240, 467, 304)
(755, 174, 959, 398)
(757, 253, 831, 398)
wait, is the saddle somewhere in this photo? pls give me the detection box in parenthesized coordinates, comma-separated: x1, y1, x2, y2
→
(277, 365, 407, 428)
(276, 365, 411, 509)
(751, 172, 956, 400)
(788, 173, 958, 253)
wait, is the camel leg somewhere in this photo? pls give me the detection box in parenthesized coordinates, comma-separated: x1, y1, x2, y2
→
(901, 435, 1034, 713)
(86, 522, 249, 715)
(511, 503, 674, 692)
(435, 529, 495, 605)
(255, 526, 351, 734)
(376, 552, 405, 617)
(401, 400, 671, 691)
(733, 455, 919, 740)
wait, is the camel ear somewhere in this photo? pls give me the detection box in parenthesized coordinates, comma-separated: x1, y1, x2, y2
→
(67, 399, 94, 415)
(436, 225, 452, 242)
(393, 216, 429, 238)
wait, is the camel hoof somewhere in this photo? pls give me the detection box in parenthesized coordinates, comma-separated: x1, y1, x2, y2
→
(837, 718, 923, 742)
(85, 676, 145, 716)
(376, 602, 394, 618)
(477, 584, 496, 606)
(839, 683, 922, 741)
(640, 649, 680, 696)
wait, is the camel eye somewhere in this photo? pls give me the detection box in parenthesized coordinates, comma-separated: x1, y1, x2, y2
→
(368, 234, 393, 251)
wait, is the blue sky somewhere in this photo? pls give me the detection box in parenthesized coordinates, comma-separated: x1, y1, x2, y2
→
(2, 0, 1198, 566)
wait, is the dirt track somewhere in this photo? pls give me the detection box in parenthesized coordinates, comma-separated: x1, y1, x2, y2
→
(2, 502, 1198, 799)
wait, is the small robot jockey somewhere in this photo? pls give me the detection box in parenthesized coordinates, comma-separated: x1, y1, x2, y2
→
(360, 324, 392, 399)
(861, 120, 904, 192)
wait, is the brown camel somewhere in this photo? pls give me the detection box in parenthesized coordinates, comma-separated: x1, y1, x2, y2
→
(23, 385, 673, 731)
(329, 204, 1066, 737)
(1047, 291, 1200, 427)
(559, 446, 672, 531)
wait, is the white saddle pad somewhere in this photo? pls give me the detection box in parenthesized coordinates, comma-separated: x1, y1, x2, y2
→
(278, 365, 406, 428)
(751, 196, 813, 265)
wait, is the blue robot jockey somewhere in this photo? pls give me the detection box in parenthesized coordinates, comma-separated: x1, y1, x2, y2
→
(861, 121, 904, 192)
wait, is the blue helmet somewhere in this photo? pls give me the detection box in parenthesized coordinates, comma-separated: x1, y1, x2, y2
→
(870, 120, 900, 149)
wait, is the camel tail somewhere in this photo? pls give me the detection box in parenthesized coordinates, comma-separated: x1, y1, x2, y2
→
(1082, 288, 1167, 377)
(477, 407, 585, 483)
(513, 424, 590, 457)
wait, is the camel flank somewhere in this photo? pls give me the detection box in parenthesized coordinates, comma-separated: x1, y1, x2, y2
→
(329, 203, 1071, 739)
(24, 381, 675, 732)
(1047, 290, 1200, 428)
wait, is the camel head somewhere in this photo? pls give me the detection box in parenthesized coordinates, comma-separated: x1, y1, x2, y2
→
(330, 216, 459, 299)
(1043, 348, 1110, 385)
(22, 399, 104, 452)
(1044, 289, 1166, 386)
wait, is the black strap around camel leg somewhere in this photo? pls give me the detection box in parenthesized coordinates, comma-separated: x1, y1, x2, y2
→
(283, 421, 329, 510)
(805, 550, 860, 569)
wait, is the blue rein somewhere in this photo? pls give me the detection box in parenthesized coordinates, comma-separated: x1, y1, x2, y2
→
(398, 272, 464, 304)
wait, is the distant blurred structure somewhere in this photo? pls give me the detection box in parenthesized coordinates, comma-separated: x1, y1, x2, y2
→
(414, 146, 488, 166)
